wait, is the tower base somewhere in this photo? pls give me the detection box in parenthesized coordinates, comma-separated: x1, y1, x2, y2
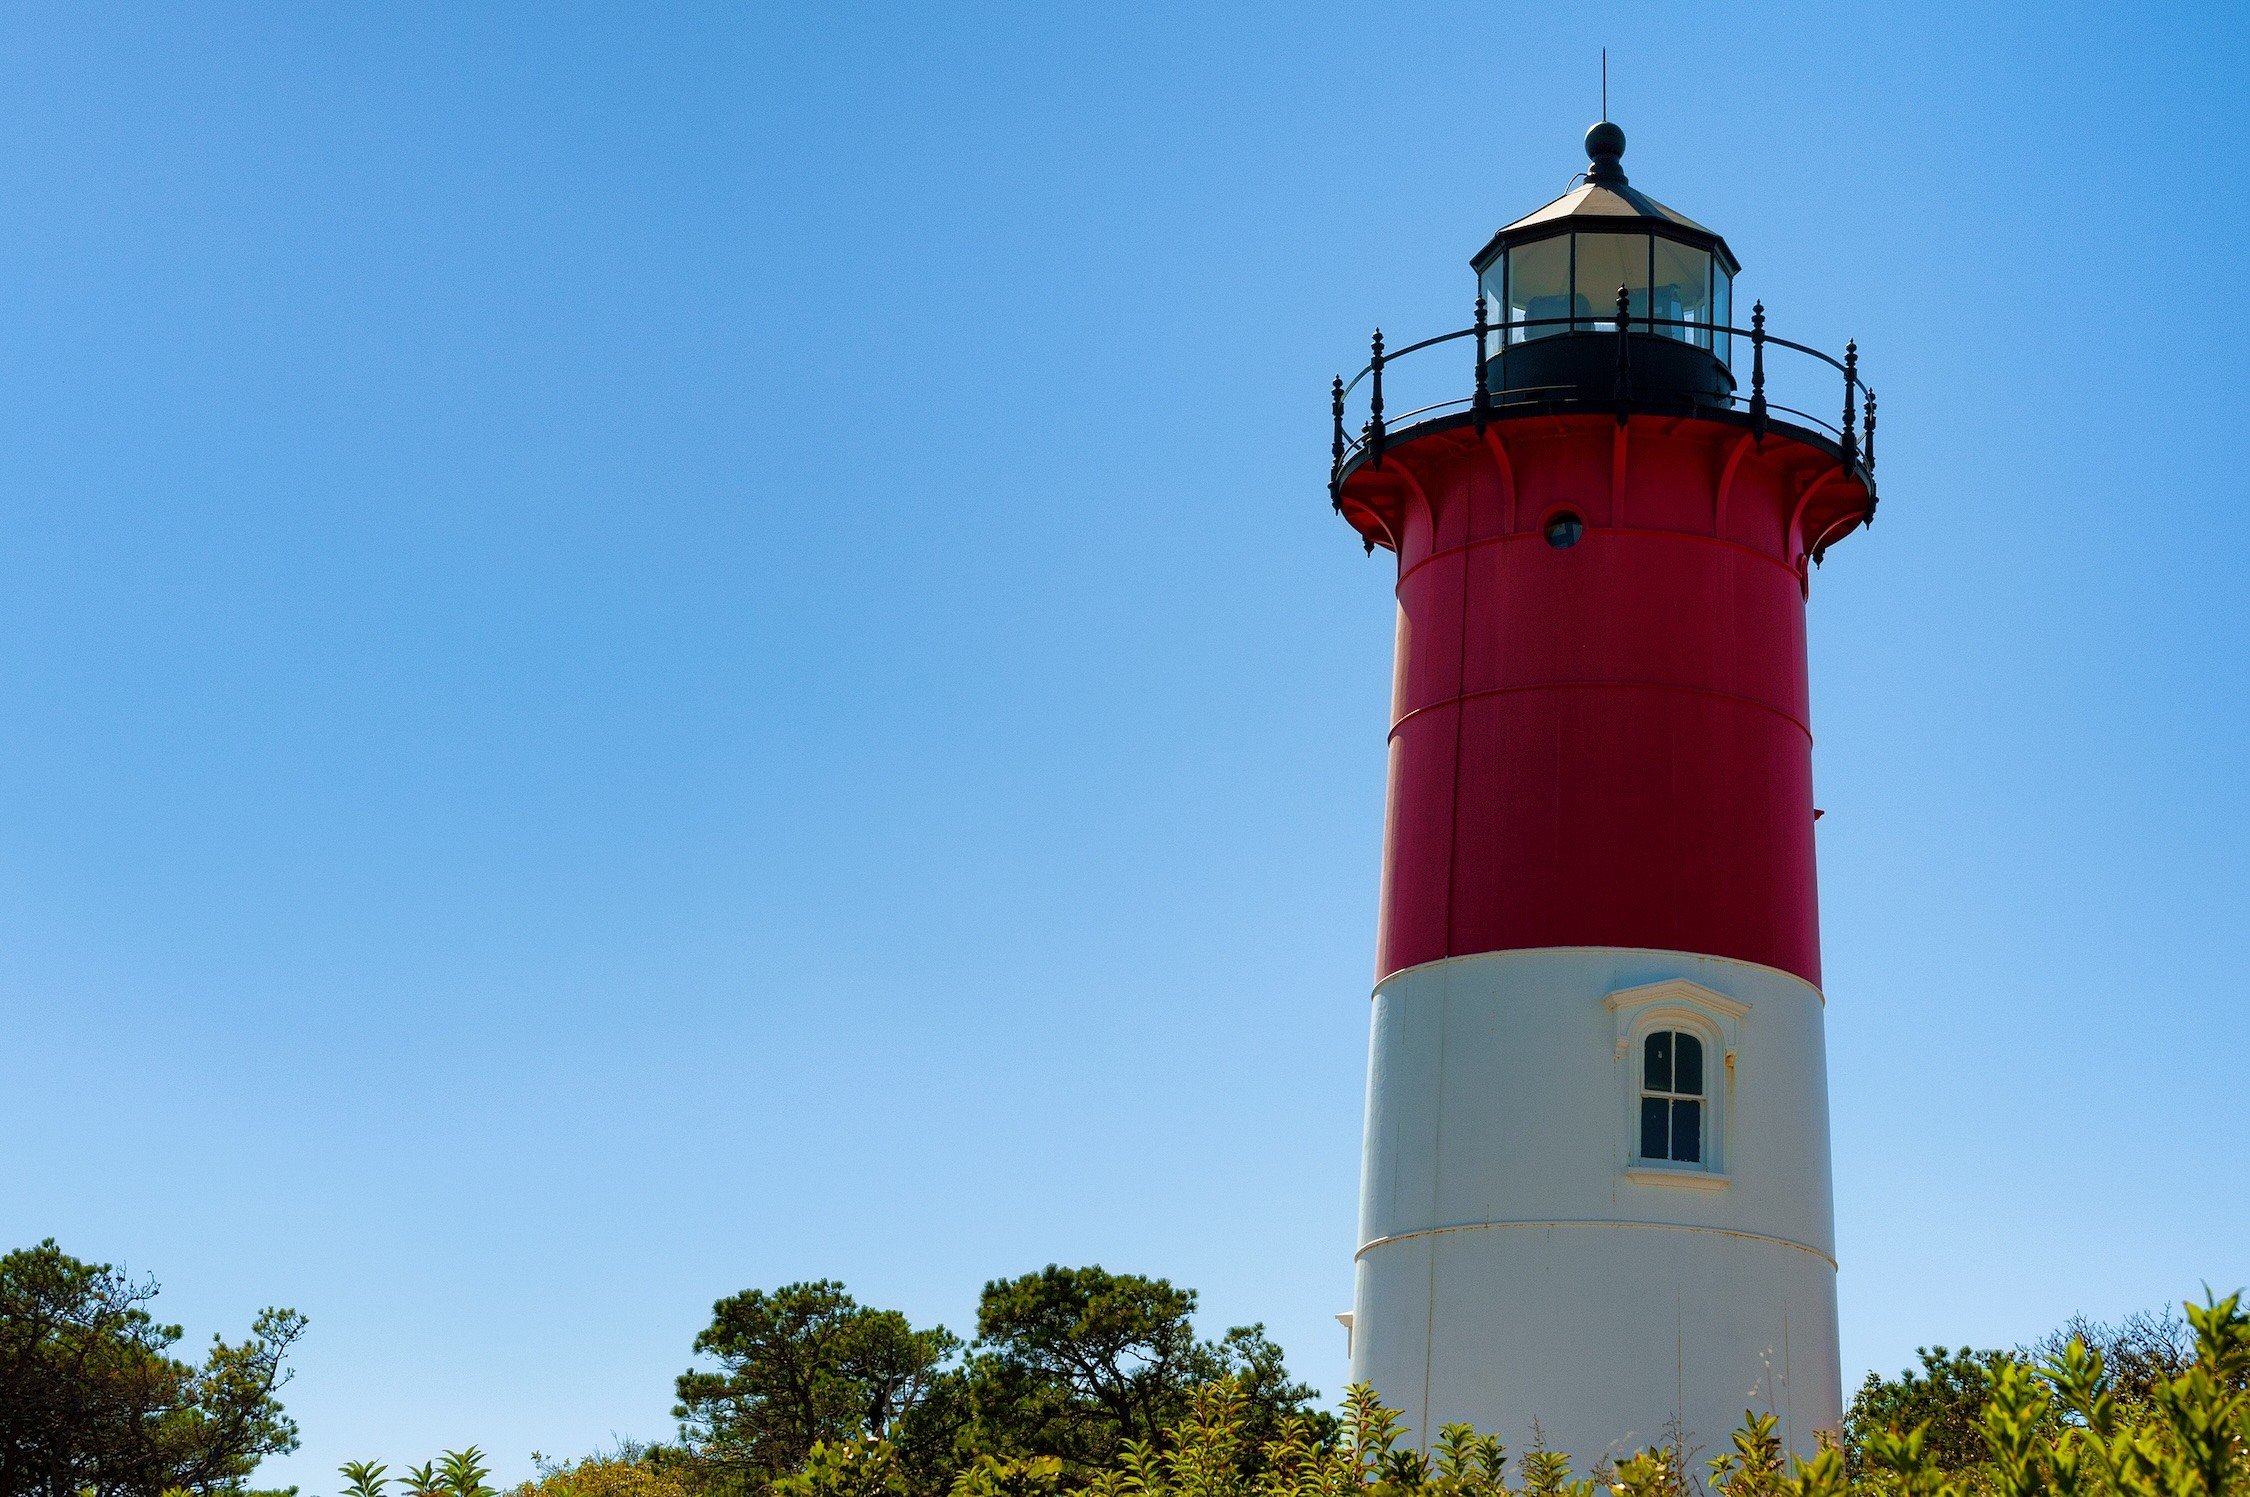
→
(1349, 948, 1842, 1471)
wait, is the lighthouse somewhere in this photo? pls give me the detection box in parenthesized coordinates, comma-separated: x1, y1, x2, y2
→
(1330, 122, 1876, 1468)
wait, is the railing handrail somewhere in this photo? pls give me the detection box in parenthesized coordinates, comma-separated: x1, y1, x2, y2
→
(1333, 389, 1850, 460)
(1340, 315, 1849, 395)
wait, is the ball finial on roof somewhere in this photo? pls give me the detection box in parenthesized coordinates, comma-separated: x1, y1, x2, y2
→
(1593, 120, 1629, 172)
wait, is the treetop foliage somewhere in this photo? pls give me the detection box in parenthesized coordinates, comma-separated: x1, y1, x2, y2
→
(0, 1239, 304, 1497)
(670, 1265, 1321, 1496)
(1845, 1303, 2220, 1481)
(957, 1265, 1321, 1476)
(674, 1280, 962, 1482)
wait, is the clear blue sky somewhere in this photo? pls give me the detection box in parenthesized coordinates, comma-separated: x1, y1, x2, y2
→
(1, 2, 2245, 1488)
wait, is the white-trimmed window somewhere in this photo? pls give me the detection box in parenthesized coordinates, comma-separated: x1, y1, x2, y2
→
(1603, 979, 1746, 1185)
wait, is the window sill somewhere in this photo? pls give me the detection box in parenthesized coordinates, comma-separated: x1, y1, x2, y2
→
(1624, 1165, 1731, 1191)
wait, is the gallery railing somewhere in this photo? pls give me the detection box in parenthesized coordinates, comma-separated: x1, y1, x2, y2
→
(1329, 292, 1875, 503)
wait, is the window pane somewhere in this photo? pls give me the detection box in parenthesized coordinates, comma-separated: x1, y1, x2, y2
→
(1571, 232, 1650, 332)
(1674, 1034, 1704, 1097)
(1713, 269, 1733, 367)
(1644, 1031, 1672, 1093)
(1640, 1097, 1669, 1161)
(1506, 236, 1569, 343)
(1652, 240, 1710, 348)
(1671, 1100, 1703, 1163)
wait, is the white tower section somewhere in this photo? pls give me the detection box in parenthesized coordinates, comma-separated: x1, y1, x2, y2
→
(1348, 948, 1841, 1468)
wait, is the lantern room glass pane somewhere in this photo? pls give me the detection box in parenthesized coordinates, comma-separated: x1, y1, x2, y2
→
(1713, 267, 1733, 366)
(1652, 240, 1711, 349)
(1571, 231, 1650, 331)
(1505, 235, 1569, 343)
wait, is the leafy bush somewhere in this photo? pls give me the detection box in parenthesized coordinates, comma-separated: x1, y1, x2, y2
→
(980, 1293, 2242, 1497)
(505, 1449, 705, 1497)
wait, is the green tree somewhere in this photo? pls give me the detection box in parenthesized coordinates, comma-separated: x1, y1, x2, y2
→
(676, 1281, 961, 1488)
(2024, 1305, 2198, 1411)
(1844, 1345, 2005, 1477)
(953, 1267, 1321, 1479)
(0, 1239, 305, 1497)
(1202, 1327, 1328, 1463)
(1840, 1292, 2250, 1497)
(955, 1266, 1197, 1469)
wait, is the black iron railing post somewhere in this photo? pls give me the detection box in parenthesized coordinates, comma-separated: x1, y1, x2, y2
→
(1473, 294, 1489, 433)
(1368, 329, 1386, 469)
(1613, 285, 1632, 417)
(1862, 385, 1877, 476)
(1330, 375, 1346, 504)
(1840, 340, 1859, 469)
(1748, 302, 1768, 440)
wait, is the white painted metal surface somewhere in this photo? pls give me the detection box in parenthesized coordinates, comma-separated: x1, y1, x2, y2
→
(1350, 947, 1841, 1472)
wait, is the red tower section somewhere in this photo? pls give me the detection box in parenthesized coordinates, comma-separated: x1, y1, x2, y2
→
(1330, 125, 1876, 990)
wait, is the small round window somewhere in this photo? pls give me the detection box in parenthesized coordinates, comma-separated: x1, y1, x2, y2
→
(1545, 510, 1584, 549)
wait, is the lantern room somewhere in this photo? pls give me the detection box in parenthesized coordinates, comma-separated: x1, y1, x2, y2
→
(1327, 119, 1878, 570)
(1471, 122, 1740, 400)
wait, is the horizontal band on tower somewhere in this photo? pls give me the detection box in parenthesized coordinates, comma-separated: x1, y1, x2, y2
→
(1355, 1217, 1837, 1270)
(1393, 524, 1810, 594)
(1387, 676, 1814, 745)
(1367, 946, 1829, 1006)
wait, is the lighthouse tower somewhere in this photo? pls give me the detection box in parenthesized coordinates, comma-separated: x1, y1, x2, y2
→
(1330, 123, 1877, 1469)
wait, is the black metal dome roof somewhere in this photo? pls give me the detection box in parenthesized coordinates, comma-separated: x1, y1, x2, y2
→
(1470, 124, 1739, 276)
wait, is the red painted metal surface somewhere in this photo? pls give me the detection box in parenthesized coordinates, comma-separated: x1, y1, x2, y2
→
(1337, 414, 1872, 988)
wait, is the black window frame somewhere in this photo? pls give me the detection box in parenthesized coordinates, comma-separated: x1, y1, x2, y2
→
(1638, 1028, 1706, 1166)
(1490, 222, 1738, 361)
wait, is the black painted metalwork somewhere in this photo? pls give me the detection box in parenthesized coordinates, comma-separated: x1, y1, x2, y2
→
(1472, 294, 1489, 433)
(1840, 340, 1858, 469)
(1469, 123, 1741, 280)
(1368, 329, 1386, 469)
(1613, 285, 1632, 416)
(1326, 309, 1873, 501)
(1749, 302, 1768, 439)
(1331, 376, 1346, 505)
